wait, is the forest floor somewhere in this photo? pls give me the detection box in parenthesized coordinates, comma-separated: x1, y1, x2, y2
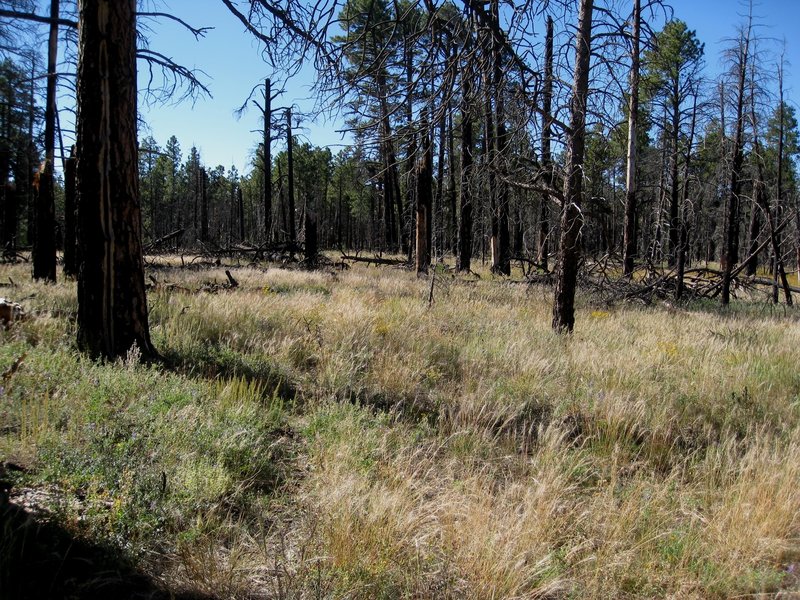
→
(1, 255, 799, 599)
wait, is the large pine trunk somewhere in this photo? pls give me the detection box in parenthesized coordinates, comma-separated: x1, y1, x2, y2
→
(76, 0, 154, 359)
(552, 0, 593, 333)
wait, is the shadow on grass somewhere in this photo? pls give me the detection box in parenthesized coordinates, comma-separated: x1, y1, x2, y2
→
(158, 344, 298, 401)
(1, 502, 213, 600)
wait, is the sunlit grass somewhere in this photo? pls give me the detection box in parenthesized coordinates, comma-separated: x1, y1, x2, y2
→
(1, 257, 799, 598)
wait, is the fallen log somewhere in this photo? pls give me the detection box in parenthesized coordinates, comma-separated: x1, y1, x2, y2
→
(340, 254, 409, 267)
(747, 276, 800, 294)
(144, 228, 184, 252)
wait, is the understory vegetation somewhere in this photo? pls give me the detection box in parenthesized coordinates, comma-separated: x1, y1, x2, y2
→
(2, 258, 799, 599)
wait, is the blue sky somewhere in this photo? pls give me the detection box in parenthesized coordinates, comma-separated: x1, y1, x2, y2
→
(134, 0, 800, 174)
(137, 0, 340, 175)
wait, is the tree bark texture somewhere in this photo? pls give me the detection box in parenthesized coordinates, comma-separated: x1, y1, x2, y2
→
(76, 0, 154, 359)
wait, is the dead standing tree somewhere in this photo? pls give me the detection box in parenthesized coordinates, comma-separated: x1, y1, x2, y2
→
(552, 0, 593, 333)
(720, 21, 750, 306)
(32, 0, 58, 283)
(264, 78, 273, 241)
(415, 119, 433, 275)
(622, 0, 640, 277)
(72, 0, 333, 360)
(538, 15, 554, 274)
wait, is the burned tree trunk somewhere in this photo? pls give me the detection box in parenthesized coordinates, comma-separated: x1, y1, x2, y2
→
(622, 0, 640, 277)
(749, 94, 792, 305)
(721, 28, 749, 306)
(33, 0, 59, 282)
(457, 55, 474, 273)
(448, 104, 457, 256)
(435, 101, 447, 258)
(1, 145, 15, 252)
(676, 94, 697, 301)
(286, 107, 296, 244)
(539, 15, 554, 273)
(552, 0, 592, 333)
(744, 201, 761, 276)
(490, 0, 510, 276)
(377, 71, 398, 252)
(263, 78, 272, 241)
(237, 185, 245, 241)
(415, 127, 433, 275)
(63, 150, 77, 277)
(76, 0, 154, 359)
(304, 210, 317, 264)
(200, 167, 208, 243)
(668, 88, 681, 267)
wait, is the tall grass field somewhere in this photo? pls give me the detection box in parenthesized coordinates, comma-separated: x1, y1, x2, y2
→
(1, 258, 799, 598)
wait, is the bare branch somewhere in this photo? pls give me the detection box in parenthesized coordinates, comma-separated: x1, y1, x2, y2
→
(137, 12, 214, 40)
(0, 7, 77, 28)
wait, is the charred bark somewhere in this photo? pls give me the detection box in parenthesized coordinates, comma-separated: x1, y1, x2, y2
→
(539, 15, 554, 273)
(622, 0, 640, 276)
(33, 0, 59, 282)
(457, 58, 474, 273)
(304, 210, 317, 264)
(264, 78, 272, 241)
(63, 151, 77, 277)
(76, 0, 154, 359)
(286, 108, 296, 244)
(552, 0, 592, 333)
(721, 29, 749, 306)
(415, 128, 433, 275)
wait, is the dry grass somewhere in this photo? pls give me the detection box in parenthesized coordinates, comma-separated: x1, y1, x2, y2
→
(1, 257, 799, 598)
